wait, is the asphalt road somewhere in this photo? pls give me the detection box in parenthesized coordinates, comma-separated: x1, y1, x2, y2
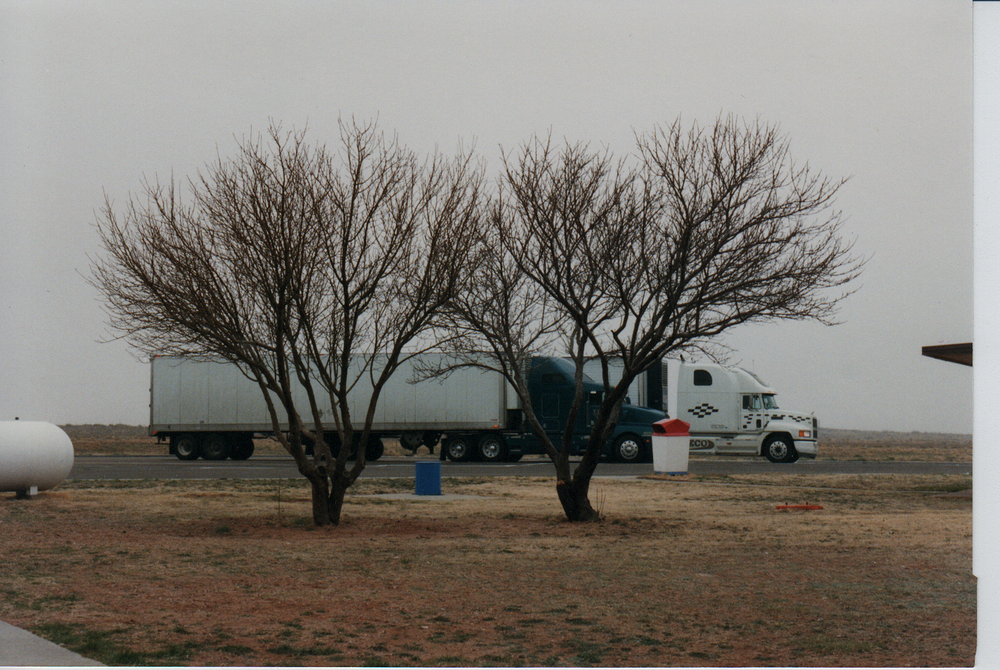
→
(68, 455, 972, 481)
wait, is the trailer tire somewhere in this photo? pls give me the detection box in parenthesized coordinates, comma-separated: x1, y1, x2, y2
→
(399, 432, 423, 453)
(365, 436, 384, 462)
(763, 434, 798, 463)
(477, 435, 507, 462)
(323, 434, 343, 459)
(613, 433, 645, 463)
(230, 435, 255, 460)
(202, 435, 230, 461)
(444, 436, 472, 462)
(174, 434, 201, 461)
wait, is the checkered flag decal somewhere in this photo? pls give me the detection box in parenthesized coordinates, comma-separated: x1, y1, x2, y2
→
(688, 403, 719, 418)
(771, 413, 811, 424)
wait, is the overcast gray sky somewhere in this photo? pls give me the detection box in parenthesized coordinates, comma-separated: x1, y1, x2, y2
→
(0, 0, 973, 433)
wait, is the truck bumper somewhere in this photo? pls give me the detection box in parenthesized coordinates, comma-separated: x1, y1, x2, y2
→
(795, 439, 818, 459)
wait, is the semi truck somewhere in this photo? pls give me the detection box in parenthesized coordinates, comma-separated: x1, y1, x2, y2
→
(149, 354, 667, 463)
(586, 358, 819, 462)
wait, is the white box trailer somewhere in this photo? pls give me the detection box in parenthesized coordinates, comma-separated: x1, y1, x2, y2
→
(150, 354, 509, 461)
(151, 354, 508, 432)
(584, 358, 819, 462)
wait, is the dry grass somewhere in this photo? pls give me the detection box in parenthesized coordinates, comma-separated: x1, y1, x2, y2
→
(815, 428, 972, 462)
(0, 472, 974, 667)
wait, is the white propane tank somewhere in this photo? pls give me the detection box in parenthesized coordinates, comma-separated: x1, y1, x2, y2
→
(0, 421, 74, 497)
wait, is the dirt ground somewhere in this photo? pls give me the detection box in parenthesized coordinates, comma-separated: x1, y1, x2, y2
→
(0, 428, 975, 667)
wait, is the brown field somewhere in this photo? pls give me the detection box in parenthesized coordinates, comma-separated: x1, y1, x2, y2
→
(0, 426, 975, 667)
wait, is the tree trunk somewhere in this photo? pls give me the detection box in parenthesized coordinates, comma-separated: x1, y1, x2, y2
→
(556, 477, 601, 522)
(327, 473, 352, 526)
(309, 479, 330, 526)
(552, 445, 601, 522)
(308, 474, 332, 526)
(302, 466, 352, 526)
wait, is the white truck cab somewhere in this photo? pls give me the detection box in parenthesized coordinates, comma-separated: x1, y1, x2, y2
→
(672, 362, 817, 462)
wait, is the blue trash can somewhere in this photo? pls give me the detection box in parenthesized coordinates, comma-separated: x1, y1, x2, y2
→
(414, 461, 442, 495)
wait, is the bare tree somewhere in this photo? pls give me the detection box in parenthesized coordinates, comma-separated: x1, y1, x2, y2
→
(449, 116, 863, 521)
(91, 120, 484, 525)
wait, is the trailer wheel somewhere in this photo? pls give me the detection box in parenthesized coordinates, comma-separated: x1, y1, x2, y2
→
(444, 436, 472, 462)
(421, 431, 442, 450)
(202, 435, 230, 460)
(613, 433, 644, 463)
(174, 434, 201, 461)
(230, 435, 255, 460)
(323, 433, 343, 459)
(478, 435, 507, 462)
(365, 436, 384, 462)
(763, 434, 798, 463)
(399, 432, 423, 453)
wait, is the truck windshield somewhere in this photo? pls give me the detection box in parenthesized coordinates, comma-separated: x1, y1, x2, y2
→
(547, 357, 597, 384)
(762, 394, 779, 410)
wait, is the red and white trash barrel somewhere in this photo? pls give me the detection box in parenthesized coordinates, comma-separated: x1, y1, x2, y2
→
(652, 418, 690, 475)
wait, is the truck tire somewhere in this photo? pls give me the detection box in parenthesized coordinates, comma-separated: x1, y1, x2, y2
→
(422, 431, 442, 451)
(365, 436, 384, 462)
(444, 436, 472, 462)
(477, 435, 507, 462)
(324, 434, 343, 458)
(763, 434, 798, 463)
(399, 432, 423, 453)
(174, 434, 201, 461)
(613, 433, 645, 463)
(230, 435, 255, 460)
(202, 435, 230, 461)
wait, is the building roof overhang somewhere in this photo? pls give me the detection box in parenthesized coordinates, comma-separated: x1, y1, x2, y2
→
(921, 342, 973, 367)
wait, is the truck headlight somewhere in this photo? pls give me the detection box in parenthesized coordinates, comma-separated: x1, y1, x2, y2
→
(798, 430, 812, 438)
